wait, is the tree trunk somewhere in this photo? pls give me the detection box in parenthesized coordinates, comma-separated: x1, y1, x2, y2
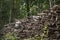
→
(26, 0, 30, 18)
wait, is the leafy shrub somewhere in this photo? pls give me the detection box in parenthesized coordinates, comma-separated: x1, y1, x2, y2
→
(1, 32, 18, 40)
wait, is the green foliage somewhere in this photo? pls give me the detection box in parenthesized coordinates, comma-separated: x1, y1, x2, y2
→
(40, 22, 48, 40)
(19, 3, 27, 19)
(1, 32, 18, 40)
(30, 5, 38, 15)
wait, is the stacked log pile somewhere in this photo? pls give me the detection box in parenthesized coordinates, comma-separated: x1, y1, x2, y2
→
(48, 5, 60, 40)
(1, 15, 45, 39)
